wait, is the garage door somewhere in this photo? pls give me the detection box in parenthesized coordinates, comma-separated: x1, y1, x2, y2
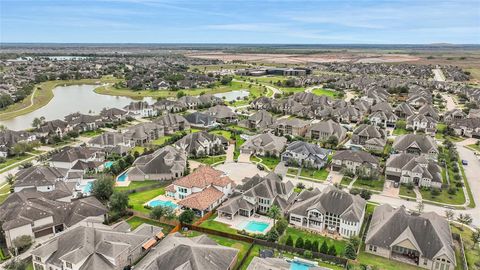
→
(331, 165, 342, 172)
(386, 174, 400, 182)
(34, 227, 53, 238)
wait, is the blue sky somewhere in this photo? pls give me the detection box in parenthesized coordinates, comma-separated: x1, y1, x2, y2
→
(1, 0, 479, 44)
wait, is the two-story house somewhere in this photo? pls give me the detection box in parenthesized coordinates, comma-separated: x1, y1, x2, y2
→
(281, 141, 330, 169)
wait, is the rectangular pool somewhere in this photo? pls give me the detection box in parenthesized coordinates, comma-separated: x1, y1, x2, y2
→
(83, 182, 94, 194)
(240, 221, 269, 233)
(149, 200, 178, 209)
(117, 172, 128, 182)
(290, 261, 311, 270)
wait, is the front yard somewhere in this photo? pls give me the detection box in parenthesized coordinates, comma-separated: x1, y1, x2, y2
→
(419, 187, 465, 205)
(254, 156, 281, 170)
(352, 178, 385, 192)
(191, 155, 226, 165)
(298, 167, 329, 181)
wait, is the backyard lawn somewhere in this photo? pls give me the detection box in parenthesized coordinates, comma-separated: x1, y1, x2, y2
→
(209, 129, 233, 139)
(278, 227, 347, 257)
(128, 186, 167, 213)
(450, 224, 480, 269)
(207, 234, 253, 270)
(126, 216, 175, 233)
(198, 214, 238, 234)
(114, 180, 160, 192)
(299, 167, 329, 181)
(311, 88, 337, 97)
(356, 249, 423, 270)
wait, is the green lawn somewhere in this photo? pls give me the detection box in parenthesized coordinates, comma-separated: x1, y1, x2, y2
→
(0, 154, 33, 170)
(191, 155, 226, 165)
(80, 129, 104, 137)
(128, 186, 167, 213)
(209, 129, 233, 139)
(356, 250, 423, 270)
(352, 178, 385, 192)
(466, 143, 480, 152)
(234, 134, 245, 161)
(152, 135, 172, 146)
(257, 156, 281, 170)
(250, 155, 261, 163)
(299, 167, 329, 181)
(126, 216, 174, 233)
(340, 176, 353, 186)
(287, 167, 299, 175)
(278, 227, 347, 257)
(419, 187, 465, 205)
(131, 146, 146, 155)
(311, 88, 337, 97)
(198, 214, 238, 234)
(393, 128, 409, 135)
(114, 180, 160, 192)
(399, 185, 416, 198)
(450, 224, 480, 269)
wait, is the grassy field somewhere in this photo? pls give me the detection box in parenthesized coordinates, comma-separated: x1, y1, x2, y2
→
(419, 187, 465, 205)
(466, 143, 480, 152)
(0, 77, 120, 120)
(255, 156, 281, 170)
(126, 216, 175, 233)
(198, 214, 238, 234)
(0, 154, 34, 171)
(311, 88, 337, 97)
(209, 129, 233, 139)
(191, 155, 226, 165)
(352, 178, 385, 192)
(128, 186, 167, 213)
(450, 224, 480, 269)
(299, 167, 329, 181)
(278, 227, 347, 257)
(399, 185, 416, 199)
(114, 180, 160, 192)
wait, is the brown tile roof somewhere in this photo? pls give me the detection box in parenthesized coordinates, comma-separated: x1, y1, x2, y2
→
(178, 186, 224, 211)
(173, 166, 233, 189)
(165, 184, 175, 193)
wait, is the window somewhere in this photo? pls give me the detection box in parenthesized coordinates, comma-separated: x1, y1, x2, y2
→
(66, 262, 73, 269)
(424, 259, 428, 265)
(34, 256, 41, 262)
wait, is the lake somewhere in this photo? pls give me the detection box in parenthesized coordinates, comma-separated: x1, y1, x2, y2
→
(0, 85, 154, 131)
(214, 90, 249, 102)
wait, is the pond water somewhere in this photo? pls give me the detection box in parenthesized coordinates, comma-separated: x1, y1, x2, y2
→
(0, 84, 154, 131)
(214, 90, 249, 102)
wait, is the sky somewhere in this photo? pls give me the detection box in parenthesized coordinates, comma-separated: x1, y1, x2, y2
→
(1, 0, 479, 44)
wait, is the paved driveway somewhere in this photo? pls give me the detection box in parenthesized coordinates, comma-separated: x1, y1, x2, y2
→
(381, 180, 400, 198)
(327, 171, 343, 185)
(238, 153, 251, 163)
(225, 144, 235, 162)
(215, 162, 266, 184)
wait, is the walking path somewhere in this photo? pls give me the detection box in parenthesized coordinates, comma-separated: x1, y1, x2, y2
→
(433, 68, 446, 82)
(346, 176, 358, 190)
(413, 187, 423, 203)
(0, 87, 38, 120)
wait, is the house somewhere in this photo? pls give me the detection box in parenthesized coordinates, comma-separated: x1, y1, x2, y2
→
(154, 114, 191, 134)
(332, 106, 362, 124)
(392, 134, 438, 160)
(238, 110, 275, 131)
(122, 122, 164, 146)
(418, 104, 440, 121)
(468, 109, 480, 119)
(64, 112, 103, 132)
(365, 204, 456, 270)
(288, 186, 366, 238)
(351, 124, 386, 152)
(124, 101, 157, 118)
(153, 99, 186, 113)
(251, 96, 273, 111)
(174, 131, 228, 157)
(240, 132, 287, 157)
(31, 223, 163, 270)
(406, 114, 437, 134)
(274, 118, 310, 137)
(394, 102, 416, 119)
(49, 146, 104, 169)
(217, 173, 294, 219)
(407, 94, 429, 109)
(88, 132, 134, 156)
(206, 105, 237, 123)
(198, 94, 223, 107)
(305, 120, 346, 142)
(385, 153, 442, 188)
(443, 109, 466, 124)
(166, 166, 234, 216)
(36, 119, 72, 139)
(135, 233, 239, 270)
(0, 189, 107, 249)
(13, 166, 69, 192)
(126, 146, 187, 181)
(451, 118, 480, 138)
(281, 141, 330, 169)
(99, 107, 128, 123)
(0, 129, 37, 157)
(369, 110, 398, 128)
(185, 112, 217, 128)
(177, 96, 201, 109)
(331, 150, 379, 176)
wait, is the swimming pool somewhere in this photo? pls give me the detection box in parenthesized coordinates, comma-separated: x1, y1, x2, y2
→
(149, 200, 178, 209)
(289, 261, 311, 270)
(83, 182, 94, 194)
(240, 221, 269, 233)
(104, 161, 113, 169)
(117, 172, 128, 182)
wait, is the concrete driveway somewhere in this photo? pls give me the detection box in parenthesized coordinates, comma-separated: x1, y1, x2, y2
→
(381, 180, 400, 198)
(237, 152, 251, 163)
(215, 162, 266, 184)
(225, 144, 235, 162)
(327, 171, 343, 185)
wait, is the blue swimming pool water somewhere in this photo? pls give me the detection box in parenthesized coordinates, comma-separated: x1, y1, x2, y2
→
(117, 173, 128, 182)
(289, 261, 311, 270)
(104, 161, 113, 168)
(242, 221, 269, 233)
(83, 182, 93, 194)
(149, 200, 178, 209)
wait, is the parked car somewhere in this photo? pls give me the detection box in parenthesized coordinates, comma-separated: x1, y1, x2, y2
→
(394, 181, 400, 188)
(462, 159, 468, 165)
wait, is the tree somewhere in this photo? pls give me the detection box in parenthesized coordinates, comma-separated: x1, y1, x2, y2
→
(304, 239, 312, 251)
(457, 213, 473, 227)
(164, 207, 176, 221)
(109, 191, 129, 215)
(345, 243, 357, 259)
(267, 205, 282, 228)
(311, 240, 319, 252)
(295, 237, 304, 249)
(359, 189, 372, 200)
(32, 117, 43, 128)
(349, 236, 361, 250)
(91, 175, 114, 202)
(320, 240, 329, 254)
(328, 245, 337, 256)
(275, 218, 288, 235)
(6, 174, 15, 185)
(4, 259, 27, 270)
(471, 228, 480, 248)
(445, 209, 455, 221)
(13, 235, 32, 253)
(266, 229, 279, 242)
(150, 206, 166, 220)
(285, 235, 294, 246)
(178, 209, 195, 224)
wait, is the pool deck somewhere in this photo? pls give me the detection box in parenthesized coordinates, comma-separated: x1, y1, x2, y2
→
(214, 214, 274, 234)
(144, 195, 182, 215)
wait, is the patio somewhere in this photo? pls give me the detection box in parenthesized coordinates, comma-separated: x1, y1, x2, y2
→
(214, 213, 274, 234)
(144, 195, 182, 215)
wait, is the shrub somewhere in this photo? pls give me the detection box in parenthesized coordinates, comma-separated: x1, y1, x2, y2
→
(13, 235, 32, 253)
(295, 237, 304, 249)
(431, 188, 441, 196)
(285, 235, 294, 246)
(447, 187, 457, 195)
(303, 250, 313, 259)
(345, 243, 357, 259)
(304, 239, 312, 251)
(328, 245, 337, 256)
(320, 240, 329, 254)
(275, 218, 288, 235)
(178, 209, 195, 224)
(311, 240, 319, 252)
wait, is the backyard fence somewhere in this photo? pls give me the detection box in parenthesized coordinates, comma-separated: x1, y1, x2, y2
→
(183, 223, 348, 267)
(452, 232, 469, 270)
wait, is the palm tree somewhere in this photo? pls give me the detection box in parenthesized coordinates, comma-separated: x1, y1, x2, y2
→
(6, 174, 16, 185)
(267, 205, 282, 227)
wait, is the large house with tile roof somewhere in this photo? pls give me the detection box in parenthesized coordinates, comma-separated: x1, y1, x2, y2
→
(166, 166, 234, 216)
(288, 186, 366, 238)
(365, 204, 456, 269)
